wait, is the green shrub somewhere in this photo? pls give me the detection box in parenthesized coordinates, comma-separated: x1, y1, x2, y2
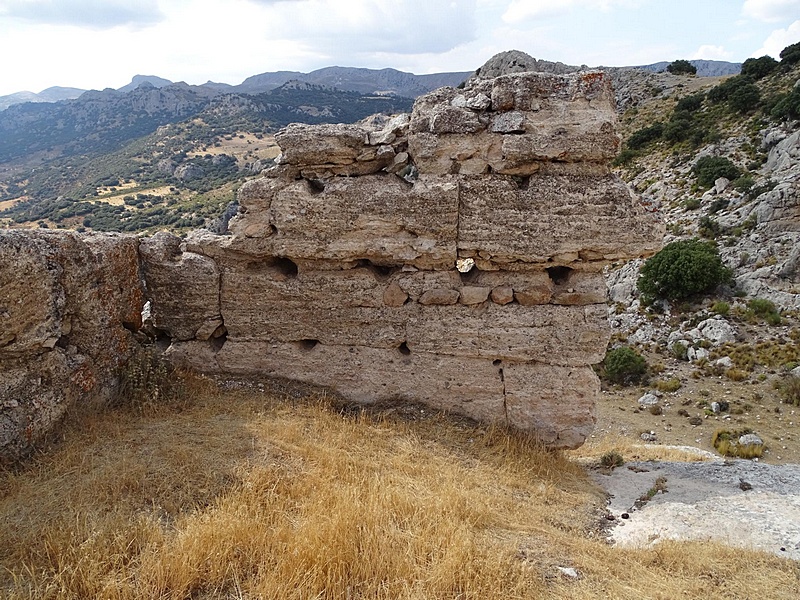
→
(711, 301, 730, 315)
(698, 215, 722, 239)
(779, 41, 800, 66)
(666, 59, 697, 75)
(728, 82, 761, 113)
(655, 378, 682, 393)
(603, 346, 648, 385)
(675, 93, 705, 113)
(637, 239, 733, 303)
(747, 298, 781, 325)
(693, 156, 741, 188)
(732, 175, 755, 193)
(683, 197, 701, 210)
(627, 122, 664, 150)
(670, 341, 689, 361)
(740, 56, 779, 80)
(770, 86, 800, 121)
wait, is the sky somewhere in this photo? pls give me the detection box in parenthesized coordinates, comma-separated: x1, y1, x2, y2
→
(0, 0, 799, 96)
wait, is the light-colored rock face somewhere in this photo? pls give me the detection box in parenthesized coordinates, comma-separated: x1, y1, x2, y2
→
(0, 230, 143, 463)
(0, 64, 663, 461)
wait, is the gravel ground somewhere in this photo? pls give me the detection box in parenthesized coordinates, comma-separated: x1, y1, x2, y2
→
(592, 456, 800, 560)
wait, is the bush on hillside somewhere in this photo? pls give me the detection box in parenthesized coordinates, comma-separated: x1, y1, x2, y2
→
(780, 41, 800, 66)
(693, 156, 741, 188)
(666, 59, 697, 75)
(728, 82, 761, 113)
(675, 93, 705, 113)
(603, 347, 648, 385)
(771, 86, 800, 121)
(637, 239, 733, 303)
(626, 122, 664, 150)
(740, 56, 779, 80)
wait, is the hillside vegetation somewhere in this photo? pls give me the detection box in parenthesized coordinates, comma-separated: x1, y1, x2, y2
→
(0, 83, 412, 234)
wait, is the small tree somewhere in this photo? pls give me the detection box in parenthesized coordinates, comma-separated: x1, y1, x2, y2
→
(603, 347, 648, 385)
(780, 41, 800, 66)
(728, 82, 761, 113)
(666, 59, 697, 75)
(740, 56, 778, 80)
(637, 239, 732, 303)
(693, 156, 741, 188)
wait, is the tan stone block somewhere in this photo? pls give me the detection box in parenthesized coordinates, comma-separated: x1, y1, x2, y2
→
(503, 363, 599, 449)
(459, 286, 491, 305)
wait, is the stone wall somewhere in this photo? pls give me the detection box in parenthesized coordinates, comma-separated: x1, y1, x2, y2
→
(145, 69, 663, 449)
(0, 68, 663, 462)
(0, 231, 143, 462)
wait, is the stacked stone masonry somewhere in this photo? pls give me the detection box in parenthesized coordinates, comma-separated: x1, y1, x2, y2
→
(0, 69, 663, 462)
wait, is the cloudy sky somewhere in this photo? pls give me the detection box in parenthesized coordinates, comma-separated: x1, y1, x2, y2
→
(1, 0, 798, 96)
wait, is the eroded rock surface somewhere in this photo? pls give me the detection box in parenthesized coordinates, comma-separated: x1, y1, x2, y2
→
(0, 230, 143, 462)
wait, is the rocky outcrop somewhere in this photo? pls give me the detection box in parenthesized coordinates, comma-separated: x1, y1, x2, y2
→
(145, 68, 662, 449)
(0, 230, 143, 463)
(1, 66, 663, 461)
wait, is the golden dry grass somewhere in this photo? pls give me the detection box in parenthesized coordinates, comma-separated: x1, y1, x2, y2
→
(1, 376, 797, 599)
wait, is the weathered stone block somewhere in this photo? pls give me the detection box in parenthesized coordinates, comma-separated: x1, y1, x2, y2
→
(230, 174, 459, 270)
(458, 174, 664, 267)
(140, 232, 221, 342)
(503, 362, 599, 449)
(406, 303, 609, 365)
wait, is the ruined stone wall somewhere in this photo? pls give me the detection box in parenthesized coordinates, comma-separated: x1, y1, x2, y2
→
(0, 231, 143, 462)
(0, 69, 663, 462)
(144, 70, 663, 449)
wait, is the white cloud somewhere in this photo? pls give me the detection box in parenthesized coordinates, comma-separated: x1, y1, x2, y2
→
(258, 0, 478, 57)
(0, 0, 163, 28)
(691, 45, 733, 60)
(753, 19, 800, 57)
(742, 0, 800, 23)
(501, 0, 640, 24)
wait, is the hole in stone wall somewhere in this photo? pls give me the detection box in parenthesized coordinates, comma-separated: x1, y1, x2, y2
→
(299, 339, 319, 351)
(459, 268, 479, 284)
(274, 257, 299, 278)
(307, 179, 326, 194)
(398, 342, 411, 355)
(512, 176, 530, 190)
(121, 321, 139, 333)
(269, 224, 278, 236)
(492, 359, 502, 366)
(356, 259, 395, 281)
(546, 266, 573, 286)
(56, 336, 70, 349)
(210, 331, 227, 352)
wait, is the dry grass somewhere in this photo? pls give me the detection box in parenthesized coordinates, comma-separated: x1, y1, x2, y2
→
(1, 376, 797, 599)
(568, 434, 716, 464)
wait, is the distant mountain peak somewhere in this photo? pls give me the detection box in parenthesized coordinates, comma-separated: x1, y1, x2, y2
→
(118, 75, 173, 93)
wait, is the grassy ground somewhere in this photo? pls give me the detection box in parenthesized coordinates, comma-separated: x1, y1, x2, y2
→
(1, 375, 798, 599)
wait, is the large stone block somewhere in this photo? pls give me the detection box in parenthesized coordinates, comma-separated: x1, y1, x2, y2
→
(458, 173, 664, 267)
(214, 340, 506, 424)
(0, 230, 144, 463)
(229, 174, 459, 270)
(503, 362, 599, 449)
(140, 232, 222, 342)
(406, 303, 609, 365)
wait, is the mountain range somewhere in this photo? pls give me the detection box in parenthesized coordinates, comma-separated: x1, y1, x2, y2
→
(0, 59, 742, 112)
